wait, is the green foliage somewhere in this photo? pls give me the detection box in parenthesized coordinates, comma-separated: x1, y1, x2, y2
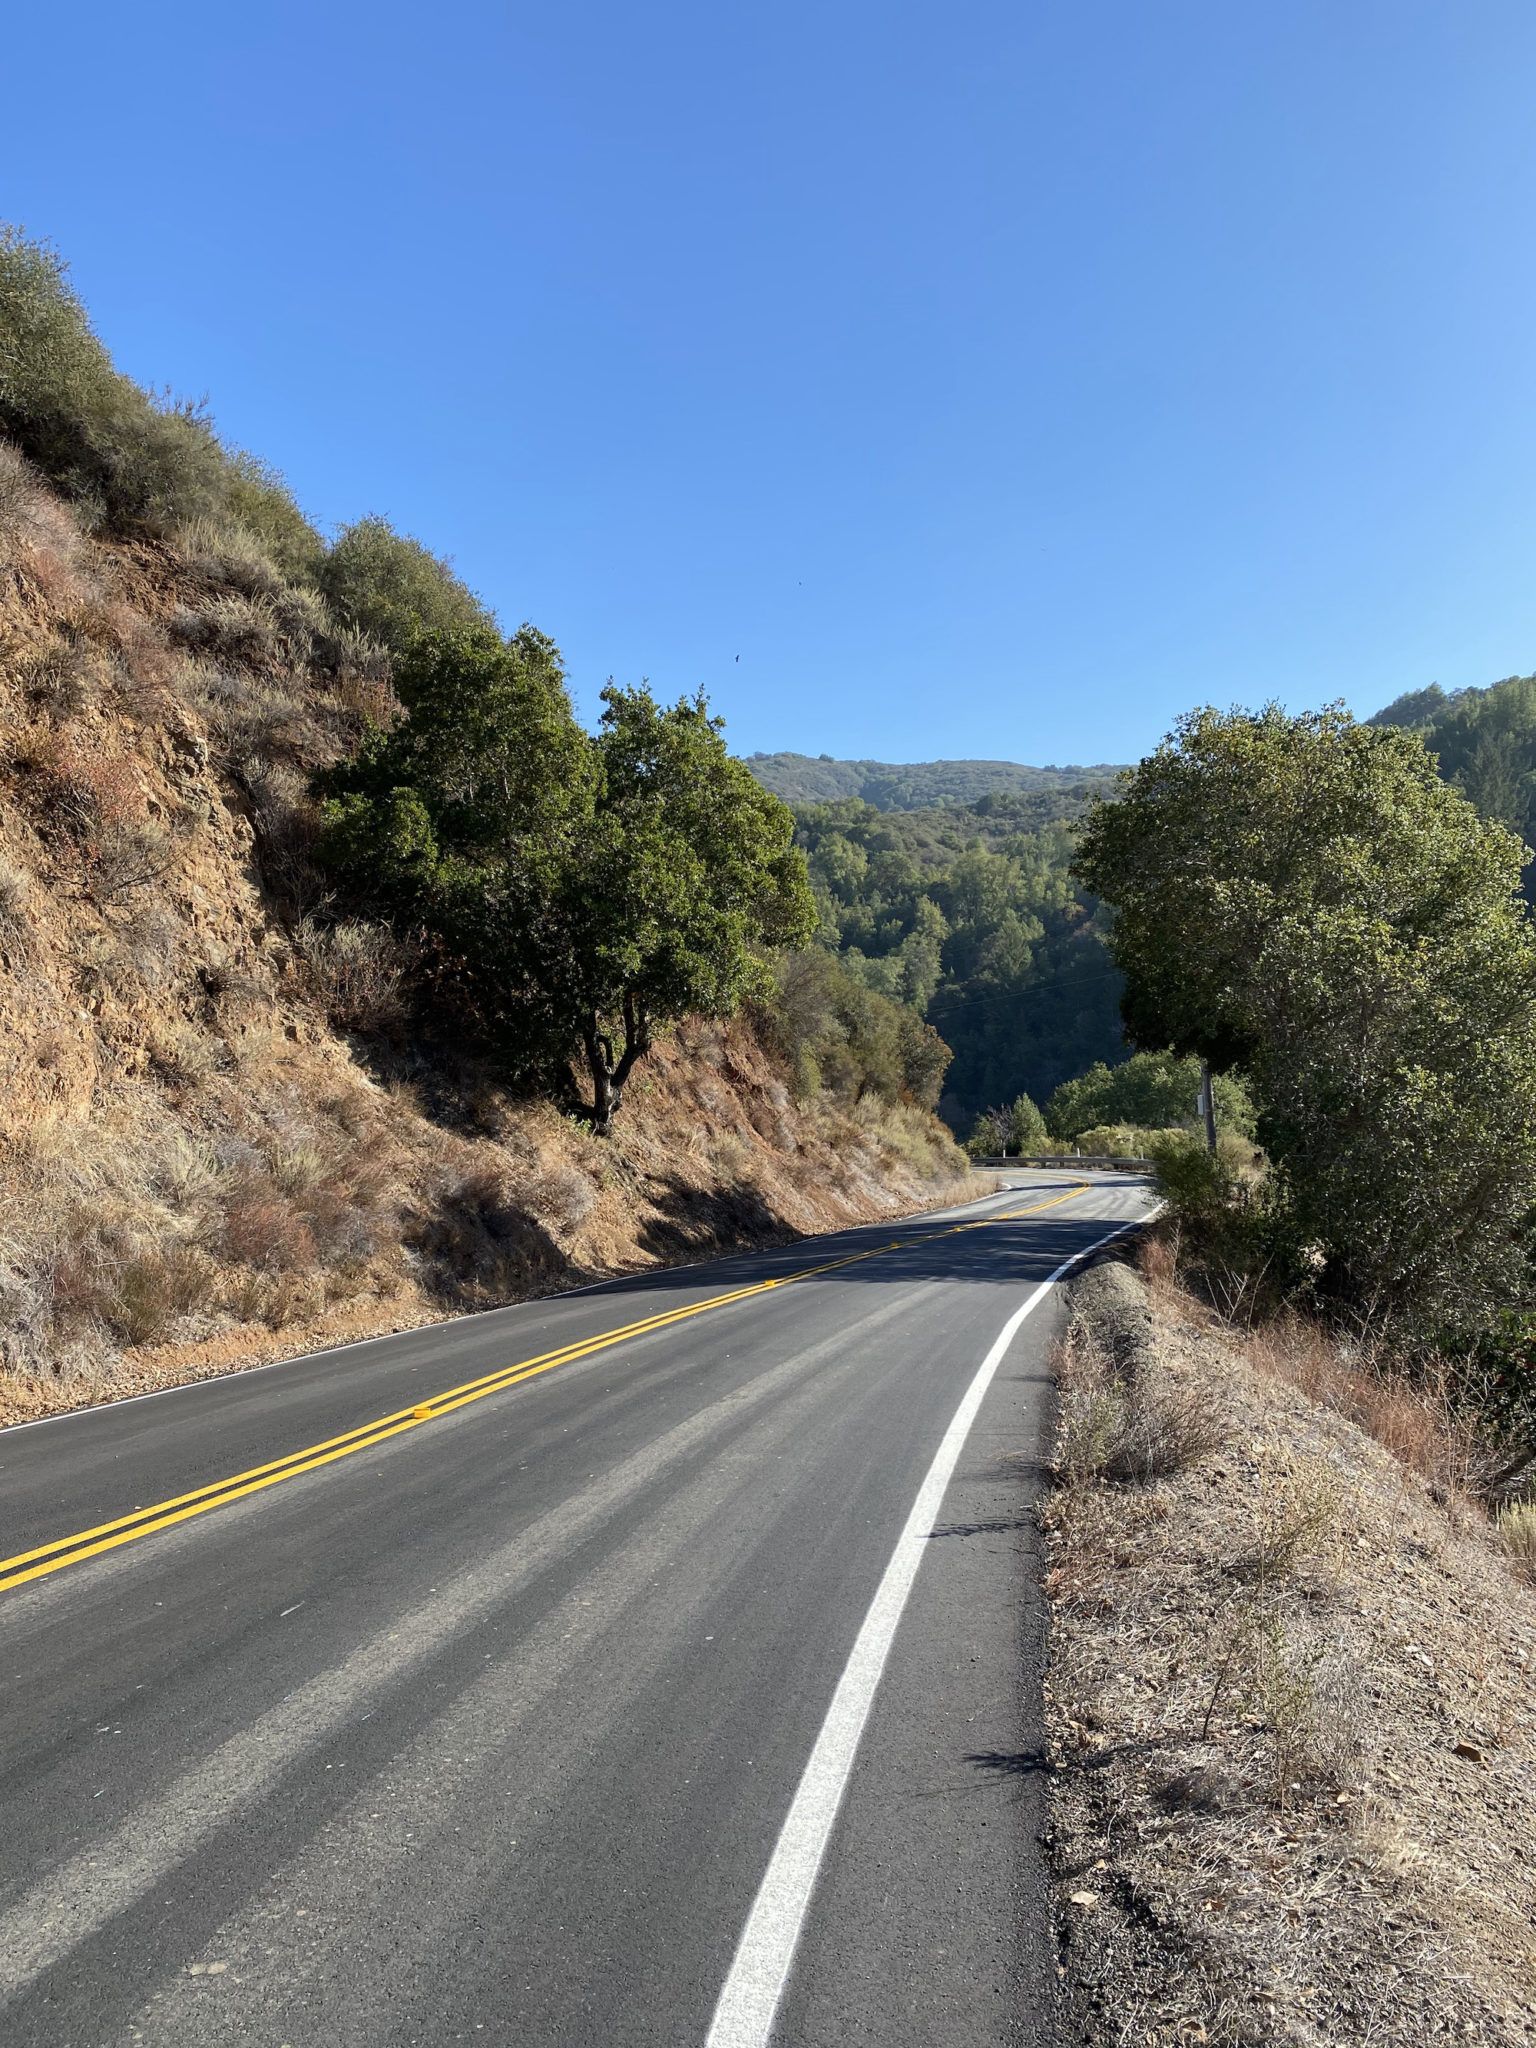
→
(0, 225, 321, 556)
(225, 455, 325, 583)
(966, 1091, 1048, 1156)
(1366, 683, 1454, 730)
(316, 516, 496, 656)
(1046, 1050, 1253, 1143)
(747, 753, 1119, 811)
(793, 795, 1125, 1122)
(321, 640, 816, 1127)
(766, 947, 951, 1109)
(1408, 673, 1536, 847)
(1071, 1123, 1163, 1157)
(1079, 704, 1536, 1344)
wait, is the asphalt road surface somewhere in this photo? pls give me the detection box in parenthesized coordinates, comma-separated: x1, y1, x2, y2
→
(0, 1170, 1155, 2047)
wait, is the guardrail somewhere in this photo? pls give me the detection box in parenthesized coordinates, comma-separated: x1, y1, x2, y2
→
(972, 1155, 1154, 1172)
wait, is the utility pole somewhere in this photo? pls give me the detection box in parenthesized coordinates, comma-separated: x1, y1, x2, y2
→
(1197, 1059, 1218, 1155)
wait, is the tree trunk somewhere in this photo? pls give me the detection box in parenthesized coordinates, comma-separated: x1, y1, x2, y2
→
(581, 996, 651, 1135)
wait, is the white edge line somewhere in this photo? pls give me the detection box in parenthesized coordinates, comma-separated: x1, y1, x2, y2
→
(0, 1171, 1139, 1438)
(703, 1203, 1159, 2048)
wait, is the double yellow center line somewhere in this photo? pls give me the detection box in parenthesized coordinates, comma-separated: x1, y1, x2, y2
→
(0, 1182, 1091, 1597)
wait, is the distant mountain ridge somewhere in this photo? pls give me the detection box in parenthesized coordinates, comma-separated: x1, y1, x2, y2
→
(744, 752, 1123, 811)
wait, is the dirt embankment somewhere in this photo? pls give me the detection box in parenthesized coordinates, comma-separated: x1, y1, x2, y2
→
(0, 451, 970, 1425)
(1042, 1255, 1536, 2047)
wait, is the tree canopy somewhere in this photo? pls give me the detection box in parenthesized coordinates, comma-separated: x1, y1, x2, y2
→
(1045, 1050, 1254, 1144)
(1076, 704, 1536, 1342)
(319, 633, 815, 1128)
(791, 795, 1125, 1123)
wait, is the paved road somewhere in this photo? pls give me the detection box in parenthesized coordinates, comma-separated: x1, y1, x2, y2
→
(0, 1171, 1154, 2047)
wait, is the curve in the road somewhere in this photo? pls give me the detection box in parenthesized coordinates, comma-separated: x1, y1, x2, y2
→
(0, 1181, 1092, 1597)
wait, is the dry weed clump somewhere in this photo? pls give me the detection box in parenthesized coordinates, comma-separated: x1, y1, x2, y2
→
(1227, 1455, 1340, 1586)
(1499, 1501, 1536, 1583)
(1056, 1289, 1228, 1489)
(1142, 1228, 1498, 1503)
(0, 852, 32, 938)
(289, 916, 410, 1034)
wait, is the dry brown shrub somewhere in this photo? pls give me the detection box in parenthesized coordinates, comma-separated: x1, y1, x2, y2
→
(1243, 1314, 1486, 1495)
(1222, 1604, 1365, 1804)
(17, 631, 108, 718)
(0, 853, 32, 938)
(110, 1246, 207, 1345)
(48, 1232, 120, 1333)
(1228, 1458, 1340, 1584)
(87, 816, 174, 904)
(146, 1018, 220, 1085)
(330, 667, 397, 729)
(290, 917, 410, 1034)
(170, 590, 283, 665)
(172, 517, 287, 599)
(1057, 1319, 1227, 1488)
(225, 1267, 320, 1330)
(241, 755, 323, 915)
(523, 1159, 597, 1237)
(414, 1164, 567, 1305)
(222, 1188, 316, 1271)
(25, 730, 143, 838)
(1137, 1225, 1179, 1302)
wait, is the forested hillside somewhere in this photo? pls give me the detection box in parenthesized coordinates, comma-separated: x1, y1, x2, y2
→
(1372, 673, 1536, 872)
(792, 790, 1126, 1124)
(745, 751, 1118, 810)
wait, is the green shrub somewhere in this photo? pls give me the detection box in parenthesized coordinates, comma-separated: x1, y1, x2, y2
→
(0, 226, 321, 554)
(1046, 1049, 1254, 1144)
(316, 516, 496, 655)
(1072, 1122, 1167, 1157)
(224, 455, 324, 582)
(765, 947, 952, 1110)
(966, 1091, 1049, 1156)
(1148, 1129, 1234, 1221)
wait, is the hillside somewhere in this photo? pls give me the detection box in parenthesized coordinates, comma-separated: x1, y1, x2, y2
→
(0, 410, 969, 1419)
(745, 751, 1121, 811)
(792, 792, 1126, 1125)
(1371, 672, 1536, 871)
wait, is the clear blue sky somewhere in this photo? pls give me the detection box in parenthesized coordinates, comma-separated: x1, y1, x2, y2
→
(5, 1, 1535, 764)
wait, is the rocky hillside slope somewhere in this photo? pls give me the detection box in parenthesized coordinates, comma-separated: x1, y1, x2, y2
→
(0, 450, 967, 1424)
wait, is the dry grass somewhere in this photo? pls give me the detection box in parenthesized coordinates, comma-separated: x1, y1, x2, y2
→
(1227, 1457, 1340, 1585)
(0, 853, 31, 937)
(1141, 1226, 1498, 1502)
(0, 463, 975, 1425)
(289, 916, 409, 1034)
(1500, 1501, 1536, 1583)
(1045, 1257, 1536, 2048)
(1058, 1319, 1228, 1486)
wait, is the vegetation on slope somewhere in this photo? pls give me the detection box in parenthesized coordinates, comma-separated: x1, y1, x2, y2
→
(0, 227, 969, 1417)
(1046, 1253, 1536, 2047)
(745, 751, 1119, 810)
(1078, 703, 1536, 1438)
(1373, 673, 1536, 896)
(793, 793, 1126, 1126)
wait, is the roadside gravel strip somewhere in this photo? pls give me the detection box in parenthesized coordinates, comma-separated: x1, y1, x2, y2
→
(1, 1172, 1156, 2046)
